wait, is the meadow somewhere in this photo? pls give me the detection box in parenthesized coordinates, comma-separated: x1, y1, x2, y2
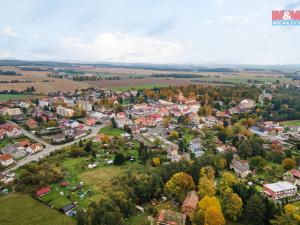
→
(0, 193, 75, 225)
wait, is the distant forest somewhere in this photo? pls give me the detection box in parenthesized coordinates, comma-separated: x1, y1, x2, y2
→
(0, 70, 21, 76)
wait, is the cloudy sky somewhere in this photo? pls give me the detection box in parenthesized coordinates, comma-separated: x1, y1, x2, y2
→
(0, 0, 299, 65)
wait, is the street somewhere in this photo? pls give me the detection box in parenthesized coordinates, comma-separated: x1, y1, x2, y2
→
(3, 123, 105, 174)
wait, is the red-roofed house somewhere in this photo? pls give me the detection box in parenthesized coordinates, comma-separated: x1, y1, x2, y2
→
(0, 154, 14, 167)
(85, 118, 96, 126)
(26, 143, 43, 154)
(26, 119, 38, 129)
(36, 187, 51, 197)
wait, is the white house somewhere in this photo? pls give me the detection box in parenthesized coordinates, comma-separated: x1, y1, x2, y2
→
(0, 154, 14, 167)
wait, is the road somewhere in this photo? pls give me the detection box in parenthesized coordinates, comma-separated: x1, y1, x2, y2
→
(3, 123, 105, 174)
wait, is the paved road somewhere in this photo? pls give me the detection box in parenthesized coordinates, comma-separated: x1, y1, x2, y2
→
(3, 123, 105, 174)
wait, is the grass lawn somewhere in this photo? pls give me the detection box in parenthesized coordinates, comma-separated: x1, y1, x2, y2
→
(99, 126, 124, 137)
(0, 94, 44, 101)
(0, 193, 75, 225)
(280, 120, 300, 126)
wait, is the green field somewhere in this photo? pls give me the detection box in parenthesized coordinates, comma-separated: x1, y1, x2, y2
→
(0, 193, 75, 225)
(0, 94, 44, 101)
(99, 126, 124, 136)
(280, 120, 300, 126)
(111, 83, 169, 91)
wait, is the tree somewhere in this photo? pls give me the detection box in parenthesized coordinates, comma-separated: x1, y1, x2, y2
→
(0, 116, 6, 124)
(110, 191, 134, 217)
(219, 172, 238, 191)
(204, 206, 225, 225)
(90, 199, 126, 225)
(170, 131, 179, 140)
(195, 196, 223, 225)
(221, 188, 243, 221)
(282, 158, 296, 170)
(114, 153, 125, 165)
(151, 157, 161, 167)
(84, 141, 93, 153)
(77, 208, 88, 225)
(164, 172, 195, 202)
(244, 194, 266, 225)
(198, 176, 216, 199)
(249, 156, 267, 173)
(270, 213, 298, 225)
(199, 166, 215, 180)
(111, 117, 117, 128)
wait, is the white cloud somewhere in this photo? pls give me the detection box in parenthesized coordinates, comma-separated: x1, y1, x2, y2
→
(216, 0, 229, 7)
(205, 16, 251, 26)
(2, 26, 18, 38)
(52, 32, 185, 63)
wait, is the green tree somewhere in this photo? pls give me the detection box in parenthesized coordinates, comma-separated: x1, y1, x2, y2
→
(114, 153, 125, 165)
(221, 188, 243, 221)
(244, 195, 266, 225)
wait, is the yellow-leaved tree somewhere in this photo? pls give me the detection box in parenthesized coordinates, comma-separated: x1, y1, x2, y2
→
(164, 172, 195, 202)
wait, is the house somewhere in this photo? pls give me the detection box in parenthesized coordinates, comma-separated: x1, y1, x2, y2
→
(56, 106, 75, 117)
(230, 159, 251, 178)
(264, 181, 297, 199)
(239, 99, 255, 109)
(36, 187, 51, 197)
(85, 118, 96, 126)
(189, 138, 203, 157)
(73, 130, 86, 139)
(157, 209, 186, 225)
(285, 169, 300, 186)
(216, 145, 237, 154)
(26, 119, 38, 129)
(0, 154, 14, 167)
(53, 134, 66, 143)
(26, 143, 43, 154)
(0, 123, 22, 138)
(0, 107, 21, 116)
(182, 191, 199, 216)
(249, 126, 268, 137)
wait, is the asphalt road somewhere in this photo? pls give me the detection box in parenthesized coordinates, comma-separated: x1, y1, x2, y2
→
(3, 123, 105, 174)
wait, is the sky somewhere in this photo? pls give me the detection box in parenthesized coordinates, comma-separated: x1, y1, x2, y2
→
(0, 0, 299, 65)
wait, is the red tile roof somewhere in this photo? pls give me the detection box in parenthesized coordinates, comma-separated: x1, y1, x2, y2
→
(289, 169, 300, 179)
(0, 154, 13, 161)
(36, 187, 51, 197)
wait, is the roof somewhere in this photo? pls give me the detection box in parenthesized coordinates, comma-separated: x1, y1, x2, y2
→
(289, 169, 300, 179)
(182, 191, 199, 211)
(36, 187, 51, 196)
(231, 159, 249, 173)
(61, 203, 76, 212)
(264, 181, 296, 192)
(0, 154, 13, 161)
(158, 209, 186, 225)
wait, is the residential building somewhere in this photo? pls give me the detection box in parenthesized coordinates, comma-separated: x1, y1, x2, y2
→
(56, 106, 75, 117)
(26, 119, 38, 129)
(0, 107, 21, 116)
(0, 154, 14, 167)
(230, 159, 251, 178)
(157, 209, 186, 225)
(264, 181, 297, 199)
(189, 138, 203, 157)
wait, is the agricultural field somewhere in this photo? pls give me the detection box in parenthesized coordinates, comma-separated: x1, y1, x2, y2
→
(0, 94, 44, 101)
(0, 66, 89, 93)
(0, 65, 290, 93)
(0, 193, 75, 225)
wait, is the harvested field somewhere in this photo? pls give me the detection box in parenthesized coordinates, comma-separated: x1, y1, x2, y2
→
(0, 66, 89, 94)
